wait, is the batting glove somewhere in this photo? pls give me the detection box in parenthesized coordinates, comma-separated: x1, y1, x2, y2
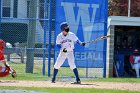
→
(63, 48, 67, 53)
(81, 42, 86, 46)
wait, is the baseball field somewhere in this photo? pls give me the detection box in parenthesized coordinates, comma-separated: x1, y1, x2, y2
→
(0, 78, 140, 93)
(0, 62, 140, 93)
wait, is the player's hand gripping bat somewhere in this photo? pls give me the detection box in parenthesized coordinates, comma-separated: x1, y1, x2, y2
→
(85, 35, 111, 44)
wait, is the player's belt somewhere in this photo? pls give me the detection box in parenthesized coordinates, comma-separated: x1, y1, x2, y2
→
(134, 63, 139, 64)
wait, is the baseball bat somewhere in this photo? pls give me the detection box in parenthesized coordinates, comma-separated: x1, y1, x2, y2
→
(85, 35, 111, 44)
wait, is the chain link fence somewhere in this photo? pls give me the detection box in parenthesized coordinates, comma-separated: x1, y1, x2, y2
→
(0, 0, 104, 80)
(0, 0, 54, 79)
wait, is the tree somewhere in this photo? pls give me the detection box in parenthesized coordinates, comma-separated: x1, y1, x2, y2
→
(109, 0, 140, 17)
(108, 0, 127, 16)
(130, 0, 140, 16)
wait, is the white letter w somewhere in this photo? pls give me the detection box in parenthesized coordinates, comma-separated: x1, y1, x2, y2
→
(61, 2, 101, 47)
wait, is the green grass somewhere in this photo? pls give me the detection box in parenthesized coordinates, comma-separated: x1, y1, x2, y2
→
(3, 62, 85, 80)
(1, 62, 140, 83)
(0, 86, 139, 93)
(2, 75, 140, 83)
(1, 62, 47, 80)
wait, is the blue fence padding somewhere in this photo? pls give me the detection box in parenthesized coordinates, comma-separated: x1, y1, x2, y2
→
(55, 0, 108, 68)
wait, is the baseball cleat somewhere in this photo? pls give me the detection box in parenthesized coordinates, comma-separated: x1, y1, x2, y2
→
(51, 81, 56, 83)
(71, 78, 81, 84)
(51, 78, 56, 83)
(72, 81, 81, 84)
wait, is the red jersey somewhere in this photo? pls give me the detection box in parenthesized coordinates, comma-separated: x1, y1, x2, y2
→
(0, 50, 5, 62)
(130, 55, 140, 64)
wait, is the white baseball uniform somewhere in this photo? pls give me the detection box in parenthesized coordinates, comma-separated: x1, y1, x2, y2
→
(54, 32, 81, 69)
(0, 66, 6, 72)
(133, 56, 140, 78)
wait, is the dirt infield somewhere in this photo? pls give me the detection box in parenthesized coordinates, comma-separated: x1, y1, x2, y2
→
(0, 80, 140, 91)
(0, 80, 140, 92)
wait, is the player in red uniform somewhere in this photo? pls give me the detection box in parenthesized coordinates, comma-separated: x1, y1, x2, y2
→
(129, 49, 140, 78)
(0, 39, 16, 78)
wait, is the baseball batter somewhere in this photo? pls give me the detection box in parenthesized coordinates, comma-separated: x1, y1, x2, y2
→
(52, 22, 85, 84)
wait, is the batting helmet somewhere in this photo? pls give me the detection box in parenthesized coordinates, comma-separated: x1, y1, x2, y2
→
(60, 22, 69, 32)
(0, 39, 5, 50)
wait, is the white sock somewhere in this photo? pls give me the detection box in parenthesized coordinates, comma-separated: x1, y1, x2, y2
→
(1, 67, 6, 72)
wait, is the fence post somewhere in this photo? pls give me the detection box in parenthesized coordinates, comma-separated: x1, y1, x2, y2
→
(103, 0, 108, 78)
(48, 0, 53, 77)
(0, 0, 1, 37)
(128, 0, 131, 17)
(21, 49, 25, 63)
(103, 37, 107, 78)
(26, 0, 37, 73)
(42, 0, 48, 75)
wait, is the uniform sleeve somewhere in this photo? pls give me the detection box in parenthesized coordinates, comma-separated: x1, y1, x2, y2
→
(129, 55, 134, 64)
(56, 35, 61, 45)
(73, 34, 82, 44)
(56, 35, 62, 49)
(135, 56, 140, 63)
(0, 51, 5, 62)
